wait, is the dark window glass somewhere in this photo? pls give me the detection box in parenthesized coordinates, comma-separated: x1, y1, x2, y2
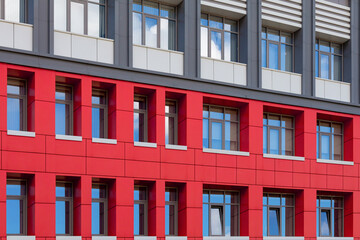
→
(7, 78, 27, 131)
(7, 180, 27, 235)
(134, 186, 148, 236)
(317, 196, 344, 237)
(165, 99, 177, 145)
(134, 95, 147, 142)
(92, 89, 108, 138)
(56, 182, 73, 235)
(92, 184, 107, 235)
(56, 85, 73, 135)
(317, 120, 343, 160)
(165, 188, 177, 236)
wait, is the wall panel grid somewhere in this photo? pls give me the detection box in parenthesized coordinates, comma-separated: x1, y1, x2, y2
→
(261, 0, 302, 31)
(315, 0, 351, 42)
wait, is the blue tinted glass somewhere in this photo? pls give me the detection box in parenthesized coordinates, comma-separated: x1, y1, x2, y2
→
(92, 187, 100, 199)
(209, 16, 223, 29)
(320, 42, 330, 52)
(269, 43, 279, 70)
(263, 206, 268, 236)
(133, 12, 142, 45)
(281, 207, 286, 236)
(165, 205, 170, 235)
(269, 195, 281, 205)
(320, 54, 329, 79)
(145, 17, 158, 48)
(56, 103, 66, 135)
(7, 183, 23, 196)
(225, 121, 230, 150)
(92, 202, 100, 234)
(268, 117, 280, 127)
(320, 198, 331, 208)
(317, 208, 320, 236)
(203, 204, 209, 236)
(92, 107, 100, 138)
(211, 122, 222, 149)
(269, 129, 280, 155)
(320, 124, 331, 133)
(203, 119, 209, 148)
(56, 185, 65, 197)
(7, 85, 20, 95)
(321, 135, 330, 159)
(225, 205, 231, 236)
(144, 1, 159, 15)
(263, 195, 268, 205)
(134, 112, 139, 142)
(320, 211, 330, 236)
(201, 14, 208, 26)
(268, 30, 280, 42)
(315, 52, 319, 78)
(134, 189, 139, 201)
(263, 126, 268, 153)
(56, 91, 66, 100)
(6, 199, 21, 234)
(134, 204, 140, 235)
(262, 40, 267, 67)
(7, 98, 21, 131)
(203, 108, 209, 118)
(203, 192, 209, 203)
(269, 209, 280, 236)
(211, 31, 222, 59)
(210, 192, 224, 203)
(56, 201, 66, 234)
(133, 0, 142, 12)
(210, 109, 223, 120)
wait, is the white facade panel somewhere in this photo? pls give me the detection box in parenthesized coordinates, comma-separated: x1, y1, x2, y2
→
(201, 0, 247, 19)
(54, 31, 71, 57)
(147, 48, 170, 73)
(72, 34, 97, 61)
(132, 44, 184, 75)
(315, 77, 350, 102)
(315, 0, 350, 42)
(261, 68, 272, 90)
(315, 78, 325, 98)
(14, 24, 33, 51)
(324, 79, 341, 101)
(272, 71, 291, 92)
(261, 68, 302, 95)
(201, 57, 247, 86)
(97, 39, 114, 64)
(290, 74, 302, 94)
(262, 0, 302, 32)
(0, 21, 14, 48)
(340, 82, 351, 102)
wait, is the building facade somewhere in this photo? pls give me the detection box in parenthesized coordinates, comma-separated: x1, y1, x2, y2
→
(0, 0, 360, 239)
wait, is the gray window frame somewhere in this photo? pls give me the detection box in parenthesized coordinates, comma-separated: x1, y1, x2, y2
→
(317, 195, 344, 237)
(55, 84, 74, 135)
(201, 13, 239, 61)
(0, 0, 27, 23)
(165, 187, 178, 236)
(203, 104, 240, 151)
(263, 193, 295, 236)
(92, 88, 108, 139)
(56, 181, 74, 236)
(316, 120, 343, 160)
(134, 94, 148, 142)
(55, 0, 107, 37)
(263, 113, 295, 156)
(6, 179, 27, 236)
(132, 0, 178, 50)
(92, 183, 108, 236)
(134, 186, 148, 236)
(261, 27, 294, 72)
(7, 78, 27, 131)
(315, 39, 343, 81)
(165, 99, 178, 145)
(203, 189, 240, 237)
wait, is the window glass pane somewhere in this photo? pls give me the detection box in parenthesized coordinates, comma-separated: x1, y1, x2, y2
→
(269, 208, 280, 236)
(281, 32, 292, 44)
(160, 5, 175, 18)
(268, 29, 280, 42)
(268, 194, 281, 205)
(134, 112, 145, 142)
(320, 198, 331, 208)
(332, 55, 342, 81)
(224, 19, 237, 32)
(319, 122, 331, 133)
(225, 205, 231, 236)
(201, 13, 208, 26)
(211, 122, 222, 149)
(203, 119, 209, 148)
(201, 27, 208, 57)
(320, 210, 331, 236)
(160, 19, 176, 50)
(7, 199, 22, 234)
(7, 98, 23, 131)
(56, 183, 72, 197)
(56, 103, 71, 135)
(71, 2, 85, 35)
(263, 126, 267, 153)
(225, 192, 239, 204)
(262, 39, 267, 67)
(320, 54, 329, 79)
(7, 181, 26, 196)
(5, 0, 20, 22)
(331, 43, 342, 54)
(92, 107, 100, 138)
(211, 207, 223, 235)
(134, 187, 147, 201)
(88, 3, 105, 38)
(144, 0, 159, 15)
(281, 44, 292, 72)
(334, 209, 343, 237)
(224, 32, 238, 62)
(269, 129, 280, 155)
(321, 135, 330, 159)
(165, 116, 175, 145)
(269, 43, 279, 70)
(225, 109, 238, 121)
(225, 122, 237, 151)
(333, 197, 343, 208)
(315, 51, 319, 78)
(133, 0, 142, 12)
(284, 207, 294, 236)
(210, 107, 224, 120)
(282, 195, 294, 206)
(56, 200, 71, 234)
(263, 206, 268, 236)
(262, 27, 266, 39)
(134, 204, 145, 235)
(92, 202, 105, 235)
(209, 15, 223, 29)
(281, 128, 293, 156)
(210, 191, 224, 203)
(210, 31, 222, 59)
(320, 41, 330, 52)
(54, 0, 67, 31)
(133, 12, 142, 45)
(203, 192, 209, 203)
(92, 185, 106, 199)
(145, 17, 158, 48)
(332, 123, 342, 134)
(203, 204, 209, 236)
(281, 117, 293, 128)
(333, 134, 342, 160)
(165, 204, 176, 235)
(166, 188, 177, 202)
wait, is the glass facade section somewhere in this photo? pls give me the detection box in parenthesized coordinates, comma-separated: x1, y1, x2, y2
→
(56, 84, 73, 135)
(7, 180, 27, 235)
(316, 120, 343, 160)
(134, 186, 148, 236)
(317, 196, 344, 237)
(92, 89, 108, 138)
(92, 184, 107, 235)
(165, 99, 177, 145)
(7, 78, 27, 131)
(315, 40, 343, 81)
(134, 95, 147, 142)
(165, 188, 177, 236)
(56, 182, 73, 235)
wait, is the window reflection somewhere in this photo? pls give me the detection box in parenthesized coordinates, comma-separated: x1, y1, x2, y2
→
(55, 84, 73, 135)
(315, 39, 343, 81)
(4, 0, 26, 23)
(317, 196, 343, 237)
(56, 182, 73, 235)
(92, 184, 107, 235)
(134, 95, 147, 142)
(7, 78, 27, 131)
(134, 186, 147, 236)
(7, 180, 27, 235)
(316, 120, 343, 160)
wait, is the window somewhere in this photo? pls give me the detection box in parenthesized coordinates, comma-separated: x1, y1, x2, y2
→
(263, 113, 294, 156)
(316, 120, 343, 160)
(133, 0, 176, 51)
(203, 105, 239, 151)
(92, 89, 108, 138)
(165, 188, 178, 236)
(92, 184, 107, 235)
(134, 186, 148, 236)
(134, 95, 147, 142)
(56, 84, 73, 135)
(201, 13, 238, 62)
(7, 78, 27, 131)
(315, 40, 343, 81)
(54, 0, 106, 38)
(56, 182, 73, 235)
(263, 193, 295, 236)
(0, 0, 27, 23)
(262, 27, 293, 72)
(203, 190, 240, 236)
(317, 196, 343, 237)
(165, 99, 177, 145)
(7, 180, 27, 235)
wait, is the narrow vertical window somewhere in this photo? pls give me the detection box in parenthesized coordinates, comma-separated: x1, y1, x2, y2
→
(165, 99, 177, 145)
(92, 89, 108, 139)
(316, 120, 343, 160)
(134, 186, 148, 236)
(7, 180, 27, 235)
(263, 193, 295, 236)
(7, 78, 27, 131)
(56, 182, 73, 235)
(92, 184, 107, 235)
(54, 0, 67, 31)
(4, 0, 26, 23)
(263, 113, 294, 156)
(134, 95, 147, 142)
(317, 196, 343, 237)
(70, 1, 85, 35)
(165, 188, 178, 236)
(55, 85, 73, 135)
(315, 39, 343, 81)
(88, 0, 106, 38)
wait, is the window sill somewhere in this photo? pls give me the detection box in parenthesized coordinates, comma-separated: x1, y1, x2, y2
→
(7, 130, 35, 138)
(54, 29, 114, 42)
(56, 237, 82, 240)
(264, 237, 305, 240)
(92, 236, 117, 240)
(55, 134, 83, 142)
(134, 237, 157, 240)
(7, 236, 36, 240)
(134, 141, 157, 148)
(203, 148, 250, 156)
(133, 44, 184, 55)
(317, 238, 353, 240)
(92, 138, 117, 145)
(165, 237, 187, 240)
(165, 144, 187, 151)
(203, 237, 249, 240)
(263, 154, 305, 161)
(317, 159, 354, 166)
